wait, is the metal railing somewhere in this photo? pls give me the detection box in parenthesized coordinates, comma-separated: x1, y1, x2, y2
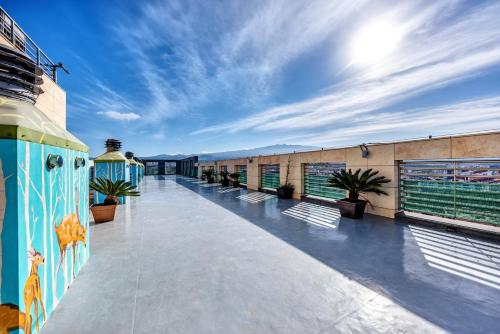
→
(400, 160, 500, 225)
(304, 163, 346, 200)
(0, 6, 57, 81)
(236, 165, 247, 185)
(260, 164, 280, 190)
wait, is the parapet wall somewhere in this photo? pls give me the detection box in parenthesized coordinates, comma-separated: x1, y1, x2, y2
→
(213, 131, 500, 219)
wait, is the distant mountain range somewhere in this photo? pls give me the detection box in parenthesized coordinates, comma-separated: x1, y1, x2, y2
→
(138, 144, 319, 161)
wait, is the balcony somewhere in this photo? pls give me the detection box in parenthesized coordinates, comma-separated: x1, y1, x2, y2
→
(0, 6, 57, 82)
(41, 175, 500, 334)
(0, 6, 67, 128)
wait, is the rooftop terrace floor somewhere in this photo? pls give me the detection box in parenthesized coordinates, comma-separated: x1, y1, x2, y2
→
(42, 176, 500, 334)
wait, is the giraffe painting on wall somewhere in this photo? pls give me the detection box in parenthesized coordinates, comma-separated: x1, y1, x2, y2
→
(0, 303, 29, 333)
(54, 189, 86, 283)
(23, 248, 46, 334)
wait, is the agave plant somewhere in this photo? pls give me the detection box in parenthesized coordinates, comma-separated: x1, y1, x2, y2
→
(90, 178, 140, 205)
(202, 169, 214, 178)
(202, 169, 215, 183)
(219, 170, 229, 180)
(328, 168, 390, 202)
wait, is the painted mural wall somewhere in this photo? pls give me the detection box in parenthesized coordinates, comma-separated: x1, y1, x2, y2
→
(94, 161, 130, 204)
(0, 139, 89, 334)
(139, 164, 144, 180)
(130, 164, 138, 187)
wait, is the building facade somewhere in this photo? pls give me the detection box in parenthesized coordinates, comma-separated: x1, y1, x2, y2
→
(211, 131, 500, 229)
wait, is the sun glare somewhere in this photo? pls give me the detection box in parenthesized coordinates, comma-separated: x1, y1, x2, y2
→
(351, 19, 403, 66)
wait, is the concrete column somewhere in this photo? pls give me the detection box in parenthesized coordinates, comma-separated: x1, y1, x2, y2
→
(346, 145, 397, 218)
(247, 158, 259, 190)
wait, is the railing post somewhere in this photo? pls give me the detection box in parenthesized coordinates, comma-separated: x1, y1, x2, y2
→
(2, 7, 57, 82)
(9, 19, 14, 44)
(52, 66, 57, 82)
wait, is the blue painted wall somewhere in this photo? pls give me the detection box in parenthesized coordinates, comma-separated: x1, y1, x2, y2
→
(0, 139, 89, 334)
(130, 163, 138, 187)
(0, 140, 18, 308)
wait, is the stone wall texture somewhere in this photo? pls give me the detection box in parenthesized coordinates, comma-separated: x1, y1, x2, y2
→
(212, 132, 500, 218)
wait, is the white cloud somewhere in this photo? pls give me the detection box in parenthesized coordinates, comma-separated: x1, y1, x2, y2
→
(283, 96, 500, 146)
(111, 0, 369, 123)
(193, 1, 500, 137)
(97, 111, 141, 121)
(151, 126, 166, 140)
(68, 55, 137, 123)
(71, 0, 500, 150)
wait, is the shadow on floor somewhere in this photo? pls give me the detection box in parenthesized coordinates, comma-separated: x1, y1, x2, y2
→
(169, 175, 500, 334)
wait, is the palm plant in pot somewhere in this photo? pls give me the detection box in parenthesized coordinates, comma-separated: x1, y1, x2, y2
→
(220, 170, 230, 187)
(202, 169, 215, 183)
(276, 155, 295, 199)
(327, 168, 390, 219)
(89, 178, 140, 223)
(229, 172, 240, 187)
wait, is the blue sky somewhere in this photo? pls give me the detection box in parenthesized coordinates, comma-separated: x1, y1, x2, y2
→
(6, 0, 500, 156)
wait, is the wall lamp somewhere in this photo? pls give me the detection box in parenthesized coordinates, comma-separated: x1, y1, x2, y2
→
(75, 157, 86, 169)
(360, 144, 369, 158)
(47, 154, 63, 170)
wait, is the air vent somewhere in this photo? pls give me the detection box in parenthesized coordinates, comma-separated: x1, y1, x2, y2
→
(125, 151, 134, 159)
(105, 138, 122, 152)
(0, 44, 44, 103)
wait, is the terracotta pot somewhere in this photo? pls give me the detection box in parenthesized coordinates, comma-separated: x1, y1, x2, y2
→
(336, 199, 367, 219)
(232, 180, 240, 188)
(90, 204, 117, 223)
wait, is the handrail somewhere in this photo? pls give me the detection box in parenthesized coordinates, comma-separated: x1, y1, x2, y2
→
(0, 6, 57, 81)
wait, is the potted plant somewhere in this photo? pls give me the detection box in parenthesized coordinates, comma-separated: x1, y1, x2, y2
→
(220, 170, 230, 187)
(276, 155, 295, 199)
(327, 168, 390, 219)
(89, 178, 140, 223)
(229, 172, 240, 187)
(202, 169, 215, 183)
(277, 183, 295, 199)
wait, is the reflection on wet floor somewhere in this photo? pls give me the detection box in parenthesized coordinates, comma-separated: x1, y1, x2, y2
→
(410, 225, 500, 290)
(200, 183, 221, 187)
(237, 192, 277, 203)
(282, 202, 340, 229)
(217, 187, 241, 193)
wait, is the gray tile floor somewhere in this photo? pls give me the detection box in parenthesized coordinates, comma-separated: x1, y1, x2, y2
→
(41, 176, 500, 334)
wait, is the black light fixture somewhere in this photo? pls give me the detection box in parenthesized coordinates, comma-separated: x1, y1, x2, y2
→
(74, 157, 86, 169)
(360, 144, 369, 158)
(47, 154, 63, 170)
